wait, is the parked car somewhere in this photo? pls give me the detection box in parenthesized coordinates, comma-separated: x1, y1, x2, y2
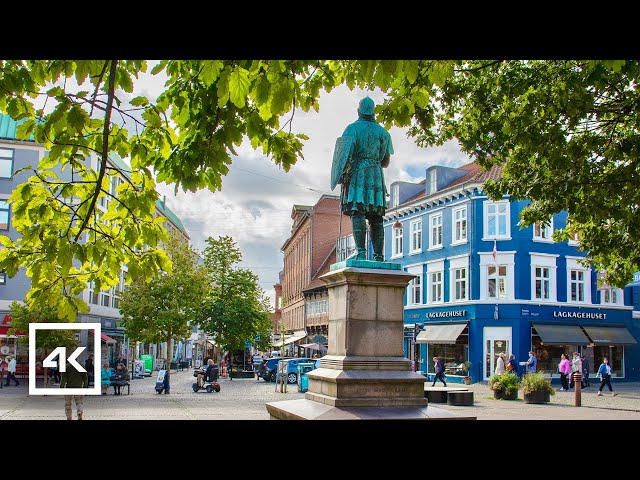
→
(258, 357, 291, 382)
(275, 358, 316, 384)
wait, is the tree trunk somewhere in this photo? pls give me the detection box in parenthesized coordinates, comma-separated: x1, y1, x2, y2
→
(166, 333, 172, 394)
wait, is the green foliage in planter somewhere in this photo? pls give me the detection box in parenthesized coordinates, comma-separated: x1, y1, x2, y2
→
(488, 372, 520, 395)
(521, 372, 555, 396)
(462, 360, 472, 376)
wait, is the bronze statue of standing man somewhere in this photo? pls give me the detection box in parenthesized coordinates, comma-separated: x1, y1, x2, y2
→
(331, 97, 393, 262)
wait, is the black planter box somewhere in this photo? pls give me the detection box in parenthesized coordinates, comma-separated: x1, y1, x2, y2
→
(523, 390, 551, 404)
(493, 389, 518, 400)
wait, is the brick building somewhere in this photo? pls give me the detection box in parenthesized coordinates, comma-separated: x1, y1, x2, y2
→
(276, 194, 352, 355)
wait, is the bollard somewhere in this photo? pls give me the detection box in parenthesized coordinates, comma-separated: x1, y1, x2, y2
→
(573, 372, 582, 407)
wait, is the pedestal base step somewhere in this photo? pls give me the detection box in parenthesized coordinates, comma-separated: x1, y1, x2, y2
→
(305, 391, 427, 407)
(266, 399, 476, 420)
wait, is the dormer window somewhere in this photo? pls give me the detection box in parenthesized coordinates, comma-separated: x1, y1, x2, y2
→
(429, 169, 437, 194)
(392, 184, 399, 208)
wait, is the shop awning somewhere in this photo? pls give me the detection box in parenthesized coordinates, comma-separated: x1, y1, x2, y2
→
(280, 330, 307, 346)
(582, 326, 637, 345)
(89, 330, 116, 344)
(415, 323, 466, 344)
(300, 342, 327, 351)
(532, 324, 590, 345)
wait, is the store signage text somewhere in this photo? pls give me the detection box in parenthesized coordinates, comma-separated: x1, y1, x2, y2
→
(553, 311, 607, 320)
(427, 310, 467, 319)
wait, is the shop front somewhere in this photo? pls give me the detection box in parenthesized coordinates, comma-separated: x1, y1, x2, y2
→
(405, 303, 640, 382)
(520, 305, 638, 381)
(406, 308, 471, 383)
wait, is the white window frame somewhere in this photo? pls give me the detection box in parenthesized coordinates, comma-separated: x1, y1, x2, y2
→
(530, 253, 558, 302)
(429, 169, 437, 194)
(600, 287, 623, 305)
(0, 147, 14, 179)
(566, 257, 592, 304)
(533, 218, 554, 243)
(87, 281, 100, 305)
(409, 219, 422, 254)
(568, 231, 580, 246)
(429, 213, 443, 250)
(479, 252, 515, 301)
(483, 200, 511, 240)
(0, 198, 10, 231)
(426, 259, 444, 305)
(452, 205, 468, 245)
(406, 265, 423, 305)
(392, 224, 403, 258)
(392, 183, 399, 208)
(449, 255, 469, 302)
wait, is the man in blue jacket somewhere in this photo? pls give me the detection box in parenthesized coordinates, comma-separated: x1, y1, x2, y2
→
(525, 351, 537, 374)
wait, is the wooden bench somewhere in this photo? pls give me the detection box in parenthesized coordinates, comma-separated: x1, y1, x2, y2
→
(424, 385, 469, 403)
(447, 390, 474, 406)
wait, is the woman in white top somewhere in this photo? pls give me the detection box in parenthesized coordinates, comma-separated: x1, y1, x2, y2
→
(495, 352, 506, 375)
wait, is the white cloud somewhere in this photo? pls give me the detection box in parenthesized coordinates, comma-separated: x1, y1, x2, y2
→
(154, 83, 470, 309)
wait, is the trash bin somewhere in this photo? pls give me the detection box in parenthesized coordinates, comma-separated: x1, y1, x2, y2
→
(297, 362, 315, 393)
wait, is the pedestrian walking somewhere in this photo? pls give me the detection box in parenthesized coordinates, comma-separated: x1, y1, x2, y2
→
(558, 353, 571, 391)
(525, 351, 537, 374)
(507, 354, 518, 377)
(581, 354, 590, 387)
(569, 351, 584, 389)
(495, 352, 506, 375)
(85, 354, 94, 387)
(431, 356, 447, 387)
(4, 356, 19, 386)
(597, 357, 618, 396)
(60, 361, 89, 420)
(100, 362, 111, 395)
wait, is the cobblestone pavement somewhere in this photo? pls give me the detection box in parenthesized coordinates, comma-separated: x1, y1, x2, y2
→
(0, 370, 305, 420)
(2, 372, 640, 420)
(435, 381, 640, 419)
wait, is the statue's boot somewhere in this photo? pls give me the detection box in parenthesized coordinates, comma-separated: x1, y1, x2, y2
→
(369, 215, 384, 262)
(347, 213, 367, 260)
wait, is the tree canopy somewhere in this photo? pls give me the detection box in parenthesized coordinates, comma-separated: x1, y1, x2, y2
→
(0, 59, 638, 317)
(199, 235, 273, 356)
(117, 231, 207, 385)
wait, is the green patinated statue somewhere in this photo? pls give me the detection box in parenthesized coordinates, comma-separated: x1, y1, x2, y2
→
(331, 97, 393, 262)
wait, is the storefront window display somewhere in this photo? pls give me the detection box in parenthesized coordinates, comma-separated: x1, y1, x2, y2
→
(426, 327, 469, 376)
(531, 328, 574, 375)
(531, 328, 625, 378)
(589, 345, 624, 377)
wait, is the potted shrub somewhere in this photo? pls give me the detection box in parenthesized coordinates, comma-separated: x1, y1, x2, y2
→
(488, 372, 519, 400)
(462, 360, 473, 385)
(521, 372, 555, 404)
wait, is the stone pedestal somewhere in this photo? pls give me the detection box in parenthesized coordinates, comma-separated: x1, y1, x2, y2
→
(266, 264, 475, 420)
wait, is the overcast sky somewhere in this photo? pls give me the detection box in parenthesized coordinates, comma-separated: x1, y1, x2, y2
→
(123, 64, 470, 307)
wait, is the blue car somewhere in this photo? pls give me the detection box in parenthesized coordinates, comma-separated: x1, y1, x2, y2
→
(257, 357, 291, 382)
(275, 358, 316, 384)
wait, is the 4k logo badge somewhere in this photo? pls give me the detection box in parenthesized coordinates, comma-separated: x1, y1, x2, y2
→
(29, 323, 101, 396)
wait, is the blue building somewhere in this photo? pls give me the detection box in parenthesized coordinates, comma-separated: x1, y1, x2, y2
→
(384, 162, 639, 382)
